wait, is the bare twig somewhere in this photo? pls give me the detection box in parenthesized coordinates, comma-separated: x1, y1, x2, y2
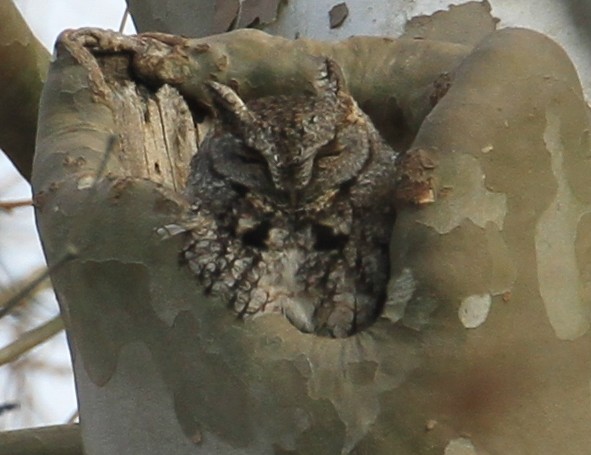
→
(119, 7, 130, 33)
(17, 358, 72, 376)
(0, 316, 64, 366)
(0, 267, 48, 318)
(0, 199, 31, 212)
(0, 247, 77, 319)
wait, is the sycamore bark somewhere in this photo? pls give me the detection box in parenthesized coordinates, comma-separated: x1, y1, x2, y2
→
(30, 26, 591, 455)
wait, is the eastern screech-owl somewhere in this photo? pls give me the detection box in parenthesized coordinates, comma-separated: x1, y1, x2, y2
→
(183, 59, 397, 338)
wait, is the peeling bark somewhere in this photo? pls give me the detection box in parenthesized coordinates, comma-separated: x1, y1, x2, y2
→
(126, 0, 284, 38)
(401, 0, 498, 46)
(61, 27, 472, 150)
(33, 27, 591, 455)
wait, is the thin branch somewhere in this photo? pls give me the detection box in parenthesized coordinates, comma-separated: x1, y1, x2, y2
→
(0, 424, 82, 455)
(0, 199, 32, 212)
(15, 357, 72, 376)
(119, 7, 130, 33)
(0, 267, 48, 318)
(0, 246, 77, 319)
(0, 315, 64, 366)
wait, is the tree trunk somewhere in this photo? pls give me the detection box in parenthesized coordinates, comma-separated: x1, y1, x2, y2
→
(32, 3, 591, 455)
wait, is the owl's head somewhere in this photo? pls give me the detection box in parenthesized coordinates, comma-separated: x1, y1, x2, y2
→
(204, 59, 371, 207)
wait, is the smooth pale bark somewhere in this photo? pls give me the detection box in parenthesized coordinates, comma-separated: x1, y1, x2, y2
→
(32, 26, 591, 455)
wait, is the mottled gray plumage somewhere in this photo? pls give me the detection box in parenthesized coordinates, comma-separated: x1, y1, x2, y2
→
(183, 60, 397, 337)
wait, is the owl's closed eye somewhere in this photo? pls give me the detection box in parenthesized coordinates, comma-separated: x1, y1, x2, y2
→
(184, 59, 398, 337)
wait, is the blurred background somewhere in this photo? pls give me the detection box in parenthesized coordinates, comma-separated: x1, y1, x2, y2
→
(0, 0, 589, 432)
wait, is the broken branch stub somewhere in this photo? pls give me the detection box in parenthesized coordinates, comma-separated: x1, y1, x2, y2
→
(62, 27, 472, 150)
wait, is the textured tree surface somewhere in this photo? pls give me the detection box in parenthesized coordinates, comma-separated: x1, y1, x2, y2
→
(0, 0, 49, 180)
(33, 27, 591, 455)
(0, 424, 82, 455)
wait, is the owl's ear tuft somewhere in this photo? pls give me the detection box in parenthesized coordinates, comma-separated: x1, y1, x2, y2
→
(205, 81, 257, 128)
(315, 58, 348, 98)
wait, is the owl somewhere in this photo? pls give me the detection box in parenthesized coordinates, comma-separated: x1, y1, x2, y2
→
(183, 59, 398, 338)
